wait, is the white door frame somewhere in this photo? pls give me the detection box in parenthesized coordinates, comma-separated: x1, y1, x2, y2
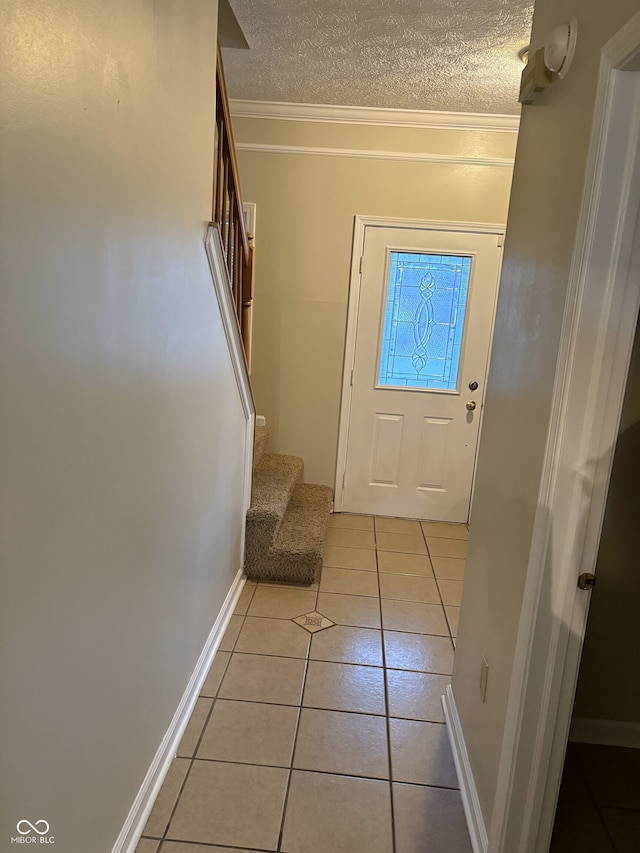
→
(489, 14, 640, 853)
(334, 215, 505, 514)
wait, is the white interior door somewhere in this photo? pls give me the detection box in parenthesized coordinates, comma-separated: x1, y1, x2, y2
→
(338, 223, 503, 521)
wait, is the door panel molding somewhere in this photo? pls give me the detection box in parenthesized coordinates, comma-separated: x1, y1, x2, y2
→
(418, 417, 451, 490)
(371, 413, 404, 485)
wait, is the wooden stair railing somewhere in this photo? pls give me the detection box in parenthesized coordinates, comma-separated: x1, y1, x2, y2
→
(213, 45, 254, 367)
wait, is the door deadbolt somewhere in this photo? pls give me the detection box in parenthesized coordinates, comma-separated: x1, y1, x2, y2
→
(469, 381, 479, 391)
(466, 400, 477, 411)
(577, 573, 596, 590)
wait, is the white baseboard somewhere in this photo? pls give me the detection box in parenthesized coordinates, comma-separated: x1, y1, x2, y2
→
(569, 716, 640, 749)
(111, 568, 246, 853)
(442, 685, 489, 853)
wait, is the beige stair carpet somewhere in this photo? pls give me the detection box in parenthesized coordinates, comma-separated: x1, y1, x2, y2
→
(244, 429, 333, 585)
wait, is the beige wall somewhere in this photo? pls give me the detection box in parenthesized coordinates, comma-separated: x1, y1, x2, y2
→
(573, 321, 640, 724)
(233, 117, 516, 486)
(0, 2, 248, 851)
(452, 0, 640, 829)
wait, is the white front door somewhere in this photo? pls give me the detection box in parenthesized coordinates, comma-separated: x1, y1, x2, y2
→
(337, 222, 503, 521)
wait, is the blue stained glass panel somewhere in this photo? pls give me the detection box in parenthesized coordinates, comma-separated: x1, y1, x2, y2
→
(377, 251, 472, 390)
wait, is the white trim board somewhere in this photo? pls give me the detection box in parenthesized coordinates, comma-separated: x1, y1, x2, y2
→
(111, 570, 246, 853)
(235, 142, 514, 169)
(205, 223, 256, 522)
(570, 717, 640, 749)
(205, 224, 255, 422)
(443, 686, 489, 853)
(489, 11, 640, 853)
(230, 99, 520, 133)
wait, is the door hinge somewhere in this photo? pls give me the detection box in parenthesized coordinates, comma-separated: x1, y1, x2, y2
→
(497, 233, 504, 248)
(342, 471, 346, 491)
(359, 256, 364, 274)
(350, 369, 354, 386)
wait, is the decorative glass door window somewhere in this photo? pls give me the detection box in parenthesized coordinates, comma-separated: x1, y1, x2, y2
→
(377, 251, 472, 391)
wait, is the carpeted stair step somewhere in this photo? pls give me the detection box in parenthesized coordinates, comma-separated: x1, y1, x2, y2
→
(253, 424, 269, 471)
(245, 453, 304, 570)
(245, 482, 334, 584)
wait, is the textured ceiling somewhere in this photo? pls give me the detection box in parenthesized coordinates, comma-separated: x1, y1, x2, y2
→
(222, 0, 534, 116)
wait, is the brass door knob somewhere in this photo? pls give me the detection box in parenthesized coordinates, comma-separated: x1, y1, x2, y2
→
(466, 400, 477, 411)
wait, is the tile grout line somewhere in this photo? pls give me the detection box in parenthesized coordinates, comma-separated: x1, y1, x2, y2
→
(158, 835, 275, 852)
(195, 693, 387, 714)
(273, 577, 319, 852)
(420, 524, 457, 650)
(175, 752, 455, 786)
(158, 750, 198, 843)
(273, 670, 306, 853)
(374, 518, 399, 853)
(156, 589, 248, 846)
(155, 582, 258, 846)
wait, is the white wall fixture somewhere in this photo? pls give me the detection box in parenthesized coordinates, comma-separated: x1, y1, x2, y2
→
(544, 18, 579, 78)
(519, 18, 579, 104)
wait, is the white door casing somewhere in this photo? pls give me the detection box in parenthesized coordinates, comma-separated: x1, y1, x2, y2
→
(336, 219, 504, 522)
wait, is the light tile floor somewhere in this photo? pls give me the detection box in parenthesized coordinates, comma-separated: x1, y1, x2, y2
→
(137, 514, 471, 853)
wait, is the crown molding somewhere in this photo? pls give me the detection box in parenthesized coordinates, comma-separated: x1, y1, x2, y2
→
(235, 142, 514, 168)
(229, 99, 521, 133)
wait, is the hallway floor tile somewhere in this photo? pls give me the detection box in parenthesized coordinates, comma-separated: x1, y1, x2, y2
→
(137, 514, 471, 853)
